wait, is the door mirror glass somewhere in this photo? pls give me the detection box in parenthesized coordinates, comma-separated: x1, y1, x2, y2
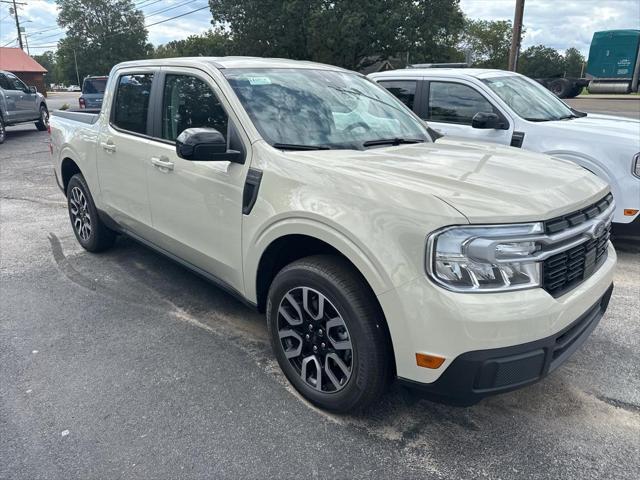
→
(28, 86, 37, 94)
(472, 112, 500, 129)
(176, 127, 241, 163)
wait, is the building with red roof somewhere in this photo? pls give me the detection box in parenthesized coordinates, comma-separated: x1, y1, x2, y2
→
(0, 47, 48, 96)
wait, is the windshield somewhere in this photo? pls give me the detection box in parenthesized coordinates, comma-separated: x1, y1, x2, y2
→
(83, 78, 107, 94)
(223, 68, 430, 149)
(481, 75, 575, 121)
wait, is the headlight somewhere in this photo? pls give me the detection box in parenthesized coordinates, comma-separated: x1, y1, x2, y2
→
(426, 223, 544, 292)
(633, 153, 640, 178)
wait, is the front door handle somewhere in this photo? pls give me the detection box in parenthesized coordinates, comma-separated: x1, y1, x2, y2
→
(151, 156, 174, 172)
(100, 141, 116, 153)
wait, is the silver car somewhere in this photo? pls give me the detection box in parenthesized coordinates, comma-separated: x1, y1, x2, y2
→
(0, 69, 49, 143)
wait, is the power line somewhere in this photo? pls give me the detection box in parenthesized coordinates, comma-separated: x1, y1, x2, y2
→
(26, 4, 212, 49)
(146, 0, 198, 18)
(26, 30, 65, 42)
(137, 0, 164, 10)
(2, 37, 17, 47)
(14, 1, 183, 44)
(146, 4, 209, 28)
(26, 25, 61, 36)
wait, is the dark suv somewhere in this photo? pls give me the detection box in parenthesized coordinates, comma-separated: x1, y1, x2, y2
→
(79, 76, 108, 110)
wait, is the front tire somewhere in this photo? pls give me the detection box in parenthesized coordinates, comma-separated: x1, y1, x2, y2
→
(0, 115, 5, 144)
(35, 105, 49, 131)
(66, 174, 116, 252)
(267, 255, 391, 412)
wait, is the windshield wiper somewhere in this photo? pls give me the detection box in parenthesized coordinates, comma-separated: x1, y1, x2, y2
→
(272, 143, 331, 151)
(363, 138, 425, 147)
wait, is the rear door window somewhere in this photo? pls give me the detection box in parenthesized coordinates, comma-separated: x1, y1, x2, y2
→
(377, 80, 417, 110)
(111, 73, 154, 135)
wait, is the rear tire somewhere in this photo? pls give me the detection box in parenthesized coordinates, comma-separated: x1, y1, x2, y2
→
(549, 78, 572, 98)
(66, 174, 116, 252)
(35, 105, 49, 131)
(266, 255, 391, 412)
(0, 115, 5, 144)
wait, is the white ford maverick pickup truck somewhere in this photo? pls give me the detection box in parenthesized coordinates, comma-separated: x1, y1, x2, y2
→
(51, 58, 616, 412)
(370, 68, 640, 234)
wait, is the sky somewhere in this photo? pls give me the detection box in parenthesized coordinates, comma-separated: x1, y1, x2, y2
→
(0, 0, 639, 56)
(460, 0, 640, 54)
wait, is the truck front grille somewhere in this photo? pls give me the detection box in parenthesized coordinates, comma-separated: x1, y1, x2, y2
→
(541, 194, 613, 297)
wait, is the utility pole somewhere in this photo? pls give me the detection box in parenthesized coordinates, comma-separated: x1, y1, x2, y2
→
(73, 48, 80, 86)
(22, 28, 29, 55)
(0, 0, 27, 50)
(508, 0, 525, 71)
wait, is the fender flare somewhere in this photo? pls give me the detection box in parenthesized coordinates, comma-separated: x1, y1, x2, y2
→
(244, 214, 394, 303)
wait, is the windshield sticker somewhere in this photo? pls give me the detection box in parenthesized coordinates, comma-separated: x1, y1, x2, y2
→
(247, 76, 272, 85)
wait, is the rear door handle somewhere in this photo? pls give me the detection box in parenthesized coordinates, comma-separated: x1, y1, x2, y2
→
(100, 141, 116, 153)
(151, 156, 174, 172)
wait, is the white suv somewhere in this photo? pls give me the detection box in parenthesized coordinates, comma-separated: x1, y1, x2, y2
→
(51, 58, 616, 411)
(370, 68, 640, 233)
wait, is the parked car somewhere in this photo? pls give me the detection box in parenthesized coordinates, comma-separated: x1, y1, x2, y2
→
(0, 69, 49, 144)
(67, 85, 81, 92)
(370, 68, 640, 234)
(79, 75, 108, 109)
(50, 58, 616, 412)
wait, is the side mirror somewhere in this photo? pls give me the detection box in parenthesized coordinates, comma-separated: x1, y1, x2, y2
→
(472, 112, 501, 129)
(175, 127, 242, 163)
(27, 86, 37, 94)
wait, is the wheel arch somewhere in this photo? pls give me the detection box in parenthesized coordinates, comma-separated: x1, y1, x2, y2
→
(247, 217, 393, 311)
(60, 156, 82, 194)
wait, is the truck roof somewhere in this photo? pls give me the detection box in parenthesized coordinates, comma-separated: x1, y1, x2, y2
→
(369, 68, 520, 80)
(113, 56, 352, 72)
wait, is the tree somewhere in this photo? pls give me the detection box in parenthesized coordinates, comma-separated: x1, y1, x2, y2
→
(154, 30, 231, 58)
(461, 19, 515, 69)
(517, 45, 565, 78)
(207, 0, 466, 70)
(55, 0, 151, 84)
(32, 51, 62, 85)
(563, 47, 585, 78)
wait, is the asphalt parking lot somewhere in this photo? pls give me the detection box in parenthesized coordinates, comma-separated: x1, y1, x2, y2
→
(1, 107, 639, 479)
(566, 96, 640, 120)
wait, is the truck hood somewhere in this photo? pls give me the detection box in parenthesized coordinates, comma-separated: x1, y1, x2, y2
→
(545, 113, 640, 145)
(291, 139, 609, 224)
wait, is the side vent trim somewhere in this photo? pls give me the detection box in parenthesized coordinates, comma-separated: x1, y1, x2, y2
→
(510, 131, 525, 148)
(242, 168, 263, 215)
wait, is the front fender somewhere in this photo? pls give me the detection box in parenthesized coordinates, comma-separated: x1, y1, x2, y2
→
(244, 214, 393, 303)
(544, 149, 637, 223)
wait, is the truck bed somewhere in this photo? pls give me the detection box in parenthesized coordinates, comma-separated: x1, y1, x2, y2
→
(51, 109, 101, 125)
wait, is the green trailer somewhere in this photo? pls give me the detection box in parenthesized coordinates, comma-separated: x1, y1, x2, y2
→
(586, 29, 640, 94)
(538, 29, 640, 98)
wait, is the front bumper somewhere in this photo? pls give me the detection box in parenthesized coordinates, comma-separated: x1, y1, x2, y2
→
(613, 213, 640, 237)
(398, 284, 613, 405)
(377, 242, 616, 394)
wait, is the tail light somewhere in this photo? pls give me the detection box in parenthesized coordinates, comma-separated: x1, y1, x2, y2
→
(79, 97, 85, 109)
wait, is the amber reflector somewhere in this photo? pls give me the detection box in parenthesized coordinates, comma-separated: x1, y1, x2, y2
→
(623, 209, 639, 216)
(415, 353, 445, 369)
